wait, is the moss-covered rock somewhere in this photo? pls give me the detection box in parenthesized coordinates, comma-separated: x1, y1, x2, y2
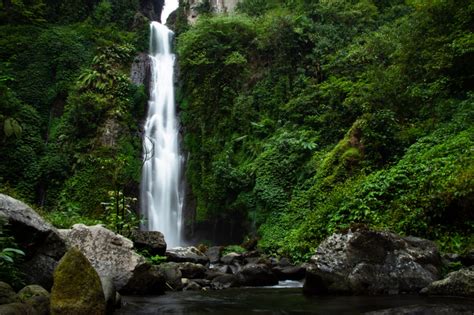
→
(17, 285, 50, 315)
(0, 281, 18, 304)
(0, 302, 35, 314)
(50, 247, 106, 315)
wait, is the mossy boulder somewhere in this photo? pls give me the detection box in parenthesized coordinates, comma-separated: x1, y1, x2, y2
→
(50, 247, 106, 315)
(18, 285, 50, 315)
(0, 302, 35, 314)
(0, 281, 18, 304)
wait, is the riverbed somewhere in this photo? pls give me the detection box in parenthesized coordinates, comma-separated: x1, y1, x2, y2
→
(117, 285, 474, 315)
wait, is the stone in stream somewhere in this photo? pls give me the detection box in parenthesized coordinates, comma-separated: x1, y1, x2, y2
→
(50, 247, 106, 315)
(237, 263, 279, 287)
(420, 267, 474, 297)
(272, 265, 306, 281)
(303, 228, 442, 295)
(157, 263, 183, 291)
(211, 274, 240, 290)
(120, 264, 166, 295)
(165, 246, 209, 265)
(0, 194, 67, 290)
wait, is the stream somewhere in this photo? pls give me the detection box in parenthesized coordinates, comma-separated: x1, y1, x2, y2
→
(117, 282, 474, 315)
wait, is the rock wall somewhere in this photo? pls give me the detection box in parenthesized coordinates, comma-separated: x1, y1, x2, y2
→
(186, 0, 241, 24)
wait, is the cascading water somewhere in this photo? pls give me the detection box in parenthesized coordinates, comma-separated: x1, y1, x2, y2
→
(140, 1, 183, 248)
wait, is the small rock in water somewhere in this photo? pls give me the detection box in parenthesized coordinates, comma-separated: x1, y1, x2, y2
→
(421, 267, 474, 298)
(166, 246, 209, 265)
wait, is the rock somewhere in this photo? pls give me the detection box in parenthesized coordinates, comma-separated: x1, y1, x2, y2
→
(193, 279, 211, 287)
(139, 0, 164, 22)
(210, 264, 232, 274)
(237, 264, 279, 287)
(17, 285, 49, 315)
(120, 264, 166, 295)
(176, 262, 206, 279)
(0, 282, 18, 304)
(100, 276, 117, 314)
(205, 246, 222, 264)
(0, 302, 35, 314)
(183, 281, 201, 291)
(460, 250, 474, 266)
(60, 224, 148, 291)
(303, 229, 442, 295)
(272, 265, 306, 280)
(211, 274, 240, 290)
(278, 257, 291, 267)
(421, 267, 474, 297)
(157, 263, 183, 291)
(0, 194, 67, 289)
(205, 270, 226, 281)
(50, 247, 106, 315)
(165, 247, 209, 265)
(221, 252, 242, 265)
(128, 230, 167, 256)
(130, 53, 151, 87)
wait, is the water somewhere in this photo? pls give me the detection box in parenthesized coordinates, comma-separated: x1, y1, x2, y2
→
(140, 15, 183, 247)
(161, 0, 179, 24)
(117, 288, 474, 315)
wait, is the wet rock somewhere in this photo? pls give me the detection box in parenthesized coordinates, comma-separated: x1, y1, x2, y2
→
(157, 263, 183, 291)
(211, 264, 232, 274)
(272, 265, 306, 281)
(460, 250, 474, 267)
(176, 262, 206, 279)
(303, 229, 442, 295)
(421, 267, 474, 297)
(183, 281, 201, 291)
(0, 282, 18, 304)
(165, 247, 209, 265)
(129, 230, 167, 256)
(221, 252, 242, 265)
(211, 274, 240, 290)
(130, 53, 151, 87)
(0, 194, 67, 290)
(205, 246, 223, 264)
(193, 279, 211, 287)
(121, 264, 166, 295)
(50, 248, 106, 314)
(237, 263, 278, 287)
(59, 224, 147, 291)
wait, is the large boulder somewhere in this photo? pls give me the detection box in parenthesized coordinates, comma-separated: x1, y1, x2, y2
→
(421, 267, 474, 297)
(165, 247, 209, 265)
(303, 229, 442, 295)
(0, 194, 67, 289)
(272, 265, 306, 281)
(59, 224, 148, 292)
(129, 230, 167, 256)
(50, 247, 106, 315)
(237, 264, 279, 287)
(221, 252, 242, 265)
(211, 274, 240, 290)
(174, 262, 206, 279)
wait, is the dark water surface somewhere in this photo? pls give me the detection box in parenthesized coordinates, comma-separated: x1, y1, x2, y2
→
(117, 287, 474, 315)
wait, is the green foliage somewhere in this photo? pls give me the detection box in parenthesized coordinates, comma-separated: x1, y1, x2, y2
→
(0, 218, 25, 288)
(137, 249, 167, 265)
(178, 0, 474, 260)
(222, 245, 246, 256)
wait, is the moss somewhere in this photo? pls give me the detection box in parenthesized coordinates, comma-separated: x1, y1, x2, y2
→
(50, 248, 105, 315)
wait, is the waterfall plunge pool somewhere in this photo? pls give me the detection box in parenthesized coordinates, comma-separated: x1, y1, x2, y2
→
(117, 287, 474, 315)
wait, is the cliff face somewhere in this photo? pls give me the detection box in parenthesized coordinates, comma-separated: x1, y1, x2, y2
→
(186, 0, 241, 24)
(139, 0, 165, 22)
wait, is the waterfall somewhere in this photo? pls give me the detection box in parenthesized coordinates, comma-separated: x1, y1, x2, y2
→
(140, 5, 183, 248)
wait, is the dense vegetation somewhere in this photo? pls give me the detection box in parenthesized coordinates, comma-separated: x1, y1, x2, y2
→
(177, 0, 473, 260)
(0, 0, 472, 263)
(0, 0, 148, 230)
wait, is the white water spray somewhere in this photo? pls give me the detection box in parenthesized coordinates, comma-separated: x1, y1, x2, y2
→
(141, 10, 183, 248)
